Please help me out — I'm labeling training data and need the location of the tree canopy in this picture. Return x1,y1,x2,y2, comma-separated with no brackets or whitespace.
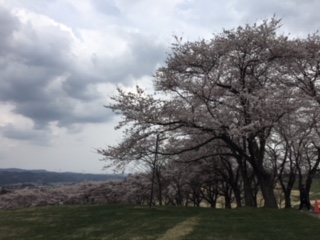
98,18,320,209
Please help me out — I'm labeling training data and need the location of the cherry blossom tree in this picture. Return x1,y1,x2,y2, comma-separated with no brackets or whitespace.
99,18,320,209
97,128,169,206
283,33,320,196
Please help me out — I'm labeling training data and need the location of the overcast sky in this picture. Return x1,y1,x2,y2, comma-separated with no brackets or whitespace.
0,0,319,174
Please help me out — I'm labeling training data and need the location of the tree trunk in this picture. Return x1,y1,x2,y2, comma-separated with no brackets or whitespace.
284,193,292,209
237,156,255,207
258,172,278,208
248,136,278,209
224,193,232,209
149,134,160,208
156,169,163,206
149,167,156,208
210,201,217,208
219,156,242,208
243,179,255,206
282,171,296,209
233,187,242,208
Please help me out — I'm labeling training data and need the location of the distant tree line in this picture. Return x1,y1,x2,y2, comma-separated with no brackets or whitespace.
0,169,125,187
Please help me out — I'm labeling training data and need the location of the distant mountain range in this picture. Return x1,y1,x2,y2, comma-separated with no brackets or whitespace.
0,168,125,187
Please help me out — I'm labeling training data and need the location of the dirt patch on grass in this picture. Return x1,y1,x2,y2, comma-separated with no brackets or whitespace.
156,217,199,240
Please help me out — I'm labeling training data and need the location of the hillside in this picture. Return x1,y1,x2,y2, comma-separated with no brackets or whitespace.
0,168,125,187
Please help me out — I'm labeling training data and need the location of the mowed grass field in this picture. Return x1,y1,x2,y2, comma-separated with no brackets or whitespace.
0,205,319,240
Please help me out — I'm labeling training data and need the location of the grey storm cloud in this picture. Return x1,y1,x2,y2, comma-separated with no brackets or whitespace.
0,7,167,143
0,7,19,50
0,124,52,145
168,0,320,38
89,33,167,84
230,0,320,35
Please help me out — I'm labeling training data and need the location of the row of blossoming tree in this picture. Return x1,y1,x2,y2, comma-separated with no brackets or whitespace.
0,169,244,209
98,18,320,209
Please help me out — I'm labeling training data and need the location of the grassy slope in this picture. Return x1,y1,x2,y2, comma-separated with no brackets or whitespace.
0,205,319,240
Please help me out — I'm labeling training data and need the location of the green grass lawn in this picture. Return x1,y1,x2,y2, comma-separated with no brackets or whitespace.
0,205,319,240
